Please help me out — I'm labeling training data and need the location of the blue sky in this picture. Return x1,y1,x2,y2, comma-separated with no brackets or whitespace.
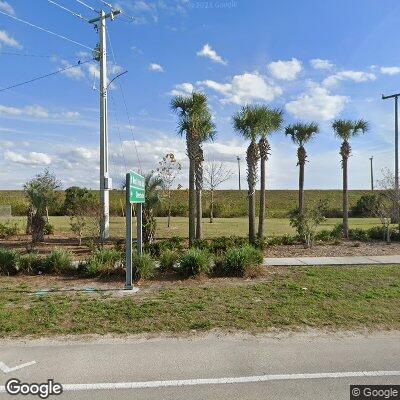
1,0,400,190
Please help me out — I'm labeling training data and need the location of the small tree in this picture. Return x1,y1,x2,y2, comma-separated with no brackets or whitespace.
204,162,232,223
156,153,182,228
65,187,98,245
24,169,61,243
289,201,326,248
143,172,164,245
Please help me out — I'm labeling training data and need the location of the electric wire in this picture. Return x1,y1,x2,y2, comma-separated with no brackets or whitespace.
73,0,98,12
97,0,113,8
0,10,93,50
106,29,142,172
47,0,89,21
0,60,91,93
0,51,56,58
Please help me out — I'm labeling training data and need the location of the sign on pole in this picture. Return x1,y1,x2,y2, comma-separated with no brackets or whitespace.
125,171,145,290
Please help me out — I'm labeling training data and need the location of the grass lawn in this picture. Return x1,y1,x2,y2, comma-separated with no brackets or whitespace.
0,265,399,337
2,216,383,239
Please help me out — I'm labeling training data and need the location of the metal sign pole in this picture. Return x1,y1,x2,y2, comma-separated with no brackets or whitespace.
137,203,143,256
124,173,133,290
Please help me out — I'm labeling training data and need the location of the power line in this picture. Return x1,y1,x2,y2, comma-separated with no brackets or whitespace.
0,60,91,93
0,10,94,50
0,51,55,58
47,0,89,21
96,0,112,8
73,0,98,12
106,29,142,172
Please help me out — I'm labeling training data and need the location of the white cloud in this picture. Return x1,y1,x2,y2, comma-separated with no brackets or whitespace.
310,59,334,70
25,105,49,119
4,150,52,166
0,30,22,49
148,63,164,73
323,70,376,87
285,85,348,121
61,60,86,80
380,66,400,76
0,1,15,15
197,44,227,65
199,73,282,105
0,104,81,120
169,82,194,96
268,58,302,81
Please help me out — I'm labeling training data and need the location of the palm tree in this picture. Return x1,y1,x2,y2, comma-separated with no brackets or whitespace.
171,92,215,246
332,119,369,238
257,107,283,239
142,171,163,245
233,105,264,244
285,122,319,214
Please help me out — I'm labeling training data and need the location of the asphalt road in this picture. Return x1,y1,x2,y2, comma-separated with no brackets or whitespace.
1,331,399,399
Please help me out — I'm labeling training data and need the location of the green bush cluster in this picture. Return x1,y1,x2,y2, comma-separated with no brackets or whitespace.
159,249,179,272
193,236,248,255
178,249,213,277
81,248,123,278
0,221,19,239
144,236,185,258
133,252,157,280
218,245,264,277
0,248,73,276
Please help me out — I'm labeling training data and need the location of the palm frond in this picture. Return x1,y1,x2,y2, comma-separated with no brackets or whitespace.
332,119,369,141
285,122,319,145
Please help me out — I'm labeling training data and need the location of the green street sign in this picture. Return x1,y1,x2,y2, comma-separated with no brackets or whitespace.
128,171,145,203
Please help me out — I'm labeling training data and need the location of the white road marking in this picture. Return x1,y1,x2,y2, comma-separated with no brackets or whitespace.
0,370,398,392
0,361,36,374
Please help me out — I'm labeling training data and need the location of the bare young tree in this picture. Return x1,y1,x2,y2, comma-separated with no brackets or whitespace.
375,168,400,242
204,162,232,223
156,153,182,228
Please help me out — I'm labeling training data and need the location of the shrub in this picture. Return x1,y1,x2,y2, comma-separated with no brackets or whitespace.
212,256,227,277
19,253,43,274
367,226,387,241
194,236,248,255
43,222,54,235
0,248,20,275
178,249,212,277
133,252,156,280
163,236,185,252
159,250,179,273
352,194,380,217
0,221,19,238
265,234,298,246
289,203,326,247
43,249,73,274
144,236,185,257
348,228,369,242
83,248,123,278
314,229,333,242
224,245,263,277
330,223,344,239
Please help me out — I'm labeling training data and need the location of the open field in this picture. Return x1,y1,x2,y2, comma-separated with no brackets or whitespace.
0,265,399,337
0,189,376,217
0,216,383,239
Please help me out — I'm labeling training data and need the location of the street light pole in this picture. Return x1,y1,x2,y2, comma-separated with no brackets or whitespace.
237,156,241,191
89,9,121,241
382,92,400,192
369,156,374,191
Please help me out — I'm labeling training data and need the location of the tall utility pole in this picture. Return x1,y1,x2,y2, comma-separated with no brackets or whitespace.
369,156,374,191
382,93,400,192
237,156,241,190
89,9,121,240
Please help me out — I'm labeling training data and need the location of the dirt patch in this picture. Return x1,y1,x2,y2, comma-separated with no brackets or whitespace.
265,241,400,257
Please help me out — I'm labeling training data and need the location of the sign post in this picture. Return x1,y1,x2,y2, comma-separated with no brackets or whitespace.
125,171,145,290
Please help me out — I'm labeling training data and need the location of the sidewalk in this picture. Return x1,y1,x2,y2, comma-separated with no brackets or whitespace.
264,255,400,266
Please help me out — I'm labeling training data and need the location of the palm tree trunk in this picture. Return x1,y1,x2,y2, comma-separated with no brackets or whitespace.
258,156,266,239
188,159,196,247
299,163,305,213
297,145,307,214
195,147,204,240
340,141,350,239
247,141,259,244
342,157,349,238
